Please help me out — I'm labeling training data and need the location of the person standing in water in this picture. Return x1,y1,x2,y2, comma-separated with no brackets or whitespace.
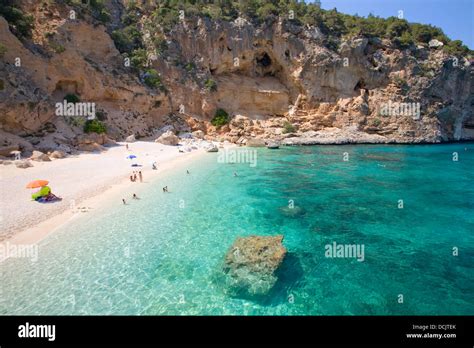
139,171,143,182
122,199,126,205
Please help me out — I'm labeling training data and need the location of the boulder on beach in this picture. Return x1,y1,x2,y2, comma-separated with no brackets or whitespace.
222,235,287,296
76,142,104,152
15,160,33,168
30,150,51,162
125,134,136,143
50,150,66,159
155,130,179,146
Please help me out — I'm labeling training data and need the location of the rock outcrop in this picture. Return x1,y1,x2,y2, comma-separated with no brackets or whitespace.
0,1,472,150
222,235,287,296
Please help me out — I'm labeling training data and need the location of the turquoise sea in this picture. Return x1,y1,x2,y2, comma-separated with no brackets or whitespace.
1,143,473,315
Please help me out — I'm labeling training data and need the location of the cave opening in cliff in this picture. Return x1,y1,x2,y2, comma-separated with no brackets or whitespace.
354,79,366,92
255,51,278,78
256,52,272,67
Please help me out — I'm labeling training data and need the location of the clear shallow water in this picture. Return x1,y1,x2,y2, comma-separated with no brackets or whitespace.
1,144,473,315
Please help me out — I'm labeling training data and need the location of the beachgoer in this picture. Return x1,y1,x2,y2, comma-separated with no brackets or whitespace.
152,162,157,170
162,187,166,193
233,172,238,177
186,170,190,174
130,175,134,182
122,199,126,205
139,171,143,182
126,144,129,150
133,173,137,182
133,194,139,199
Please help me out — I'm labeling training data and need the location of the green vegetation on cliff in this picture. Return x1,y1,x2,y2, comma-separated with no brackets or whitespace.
84,119,107,134
0,0,34,39
115,0,471,56
211,108,230,127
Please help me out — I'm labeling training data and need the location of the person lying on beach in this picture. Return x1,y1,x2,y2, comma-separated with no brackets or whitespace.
36,192,62,203
133,194,139,199
32,186,62,202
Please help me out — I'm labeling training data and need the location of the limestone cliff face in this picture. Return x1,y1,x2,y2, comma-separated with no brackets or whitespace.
0,0,473,155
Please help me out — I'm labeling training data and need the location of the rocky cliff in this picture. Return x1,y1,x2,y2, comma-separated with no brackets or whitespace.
0,0,473,156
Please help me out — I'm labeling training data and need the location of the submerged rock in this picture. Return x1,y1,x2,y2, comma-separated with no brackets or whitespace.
279,205,306,218
222,235,287,296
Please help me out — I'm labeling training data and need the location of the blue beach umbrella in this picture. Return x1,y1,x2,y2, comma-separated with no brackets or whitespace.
127,154,141,167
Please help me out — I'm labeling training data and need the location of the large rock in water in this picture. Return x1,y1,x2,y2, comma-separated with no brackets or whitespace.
222,235,286,296
155,130,179,146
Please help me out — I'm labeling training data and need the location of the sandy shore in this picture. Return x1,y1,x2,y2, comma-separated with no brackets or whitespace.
0,141,205,247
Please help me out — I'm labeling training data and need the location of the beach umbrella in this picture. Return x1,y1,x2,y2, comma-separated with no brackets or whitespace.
126,155,137,159
26,180,49,189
